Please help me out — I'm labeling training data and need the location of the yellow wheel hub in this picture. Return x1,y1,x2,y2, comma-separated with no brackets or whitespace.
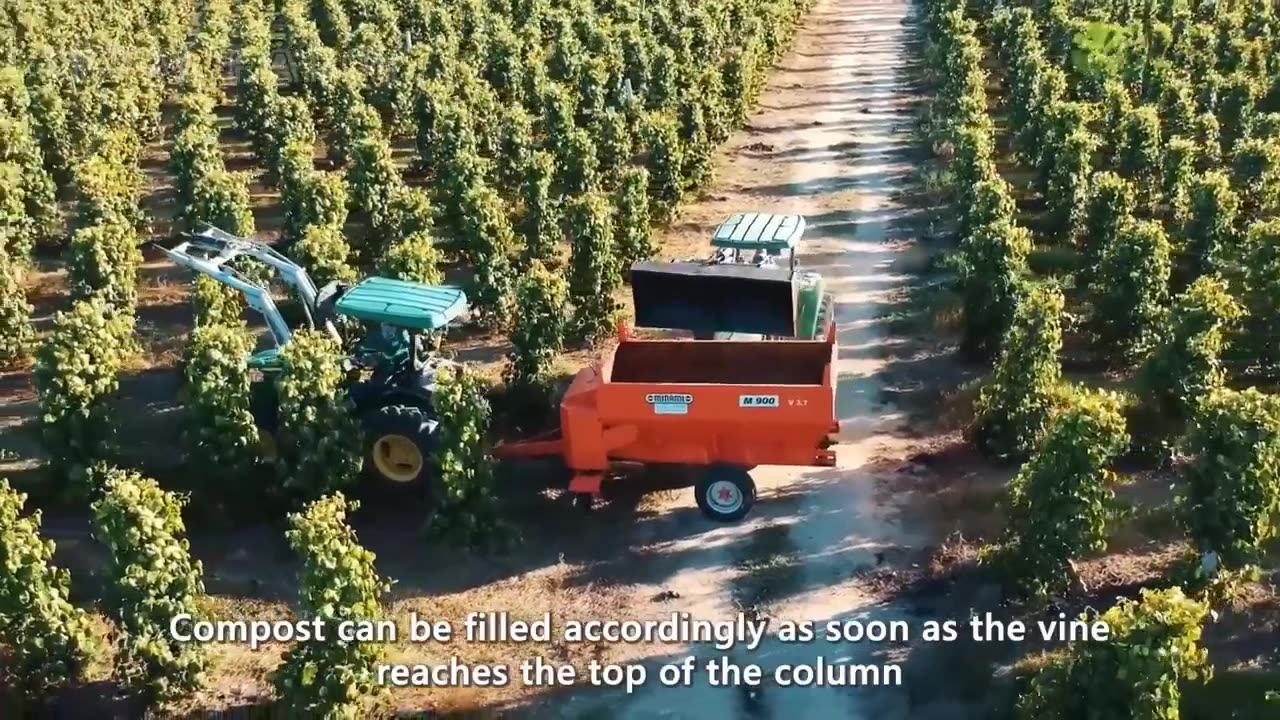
258,428,278,462
371,434,424,483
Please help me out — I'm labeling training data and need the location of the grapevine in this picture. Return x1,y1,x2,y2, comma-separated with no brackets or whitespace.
956,218,1032,362
1139,275,1242,424
1237,219,1280,374
429,367,514,550
614,166,654,268
1178,387,1280,570
566,191,622,343
192,273,244,328
33,299,133,489
517,150,562,265
182,324,262,496
1080,172,1136,287
271,493,391,719
275,330,363,502
993,389,1129,599
0,246,32,366
504,260,569,413
1018,587,1210,720
91,468,207,707
65,222,142,315
1181,171,1239,282
971,283,1065,460
1089,219,1171,366
0,480,98,698
375,231,444,285
291,223,358,288
457,183,517,330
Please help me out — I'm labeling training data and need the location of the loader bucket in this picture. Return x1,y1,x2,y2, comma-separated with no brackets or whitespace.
629,261,798,337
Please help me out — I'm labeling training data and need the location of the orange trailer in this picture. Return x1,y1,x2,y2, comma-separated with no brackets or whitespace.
492,321,840,522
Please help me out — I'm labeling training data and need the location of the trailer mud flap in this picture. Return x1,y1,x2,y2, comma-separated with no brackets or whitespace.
630,261,798,337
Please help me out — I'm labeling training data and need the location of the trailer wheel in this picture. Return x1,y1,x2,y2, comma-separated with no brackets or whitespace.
695,465,756,522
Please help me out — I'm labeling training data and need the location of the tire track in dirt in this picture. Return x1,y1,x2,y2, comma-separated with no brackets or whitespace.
534,0,933,718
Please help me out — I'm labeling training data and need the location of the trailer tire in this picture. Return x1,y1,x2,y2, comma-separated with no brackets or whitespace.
695,465,756,522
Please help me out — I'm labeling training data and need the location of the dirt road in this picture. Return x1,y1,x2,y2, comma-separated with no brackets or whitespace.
531,0,930,716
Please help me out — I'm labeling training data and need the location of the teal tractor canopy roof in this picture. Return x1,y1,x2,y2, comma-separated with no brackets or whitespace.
333,277,468,330
710,212,806,252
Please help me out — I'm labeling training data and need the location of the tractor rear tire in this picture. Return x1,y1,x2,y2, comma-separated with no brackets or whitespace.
362,405,435,493
694,465,756,523
249,383,282,465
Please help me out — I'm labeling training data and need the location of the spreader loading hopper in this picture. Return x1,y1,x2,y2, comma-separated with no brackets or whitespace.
629,261,800,337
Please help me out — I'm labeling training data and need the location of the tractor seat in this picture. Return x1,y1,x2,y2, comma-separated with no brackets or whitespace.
314,281,350,326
